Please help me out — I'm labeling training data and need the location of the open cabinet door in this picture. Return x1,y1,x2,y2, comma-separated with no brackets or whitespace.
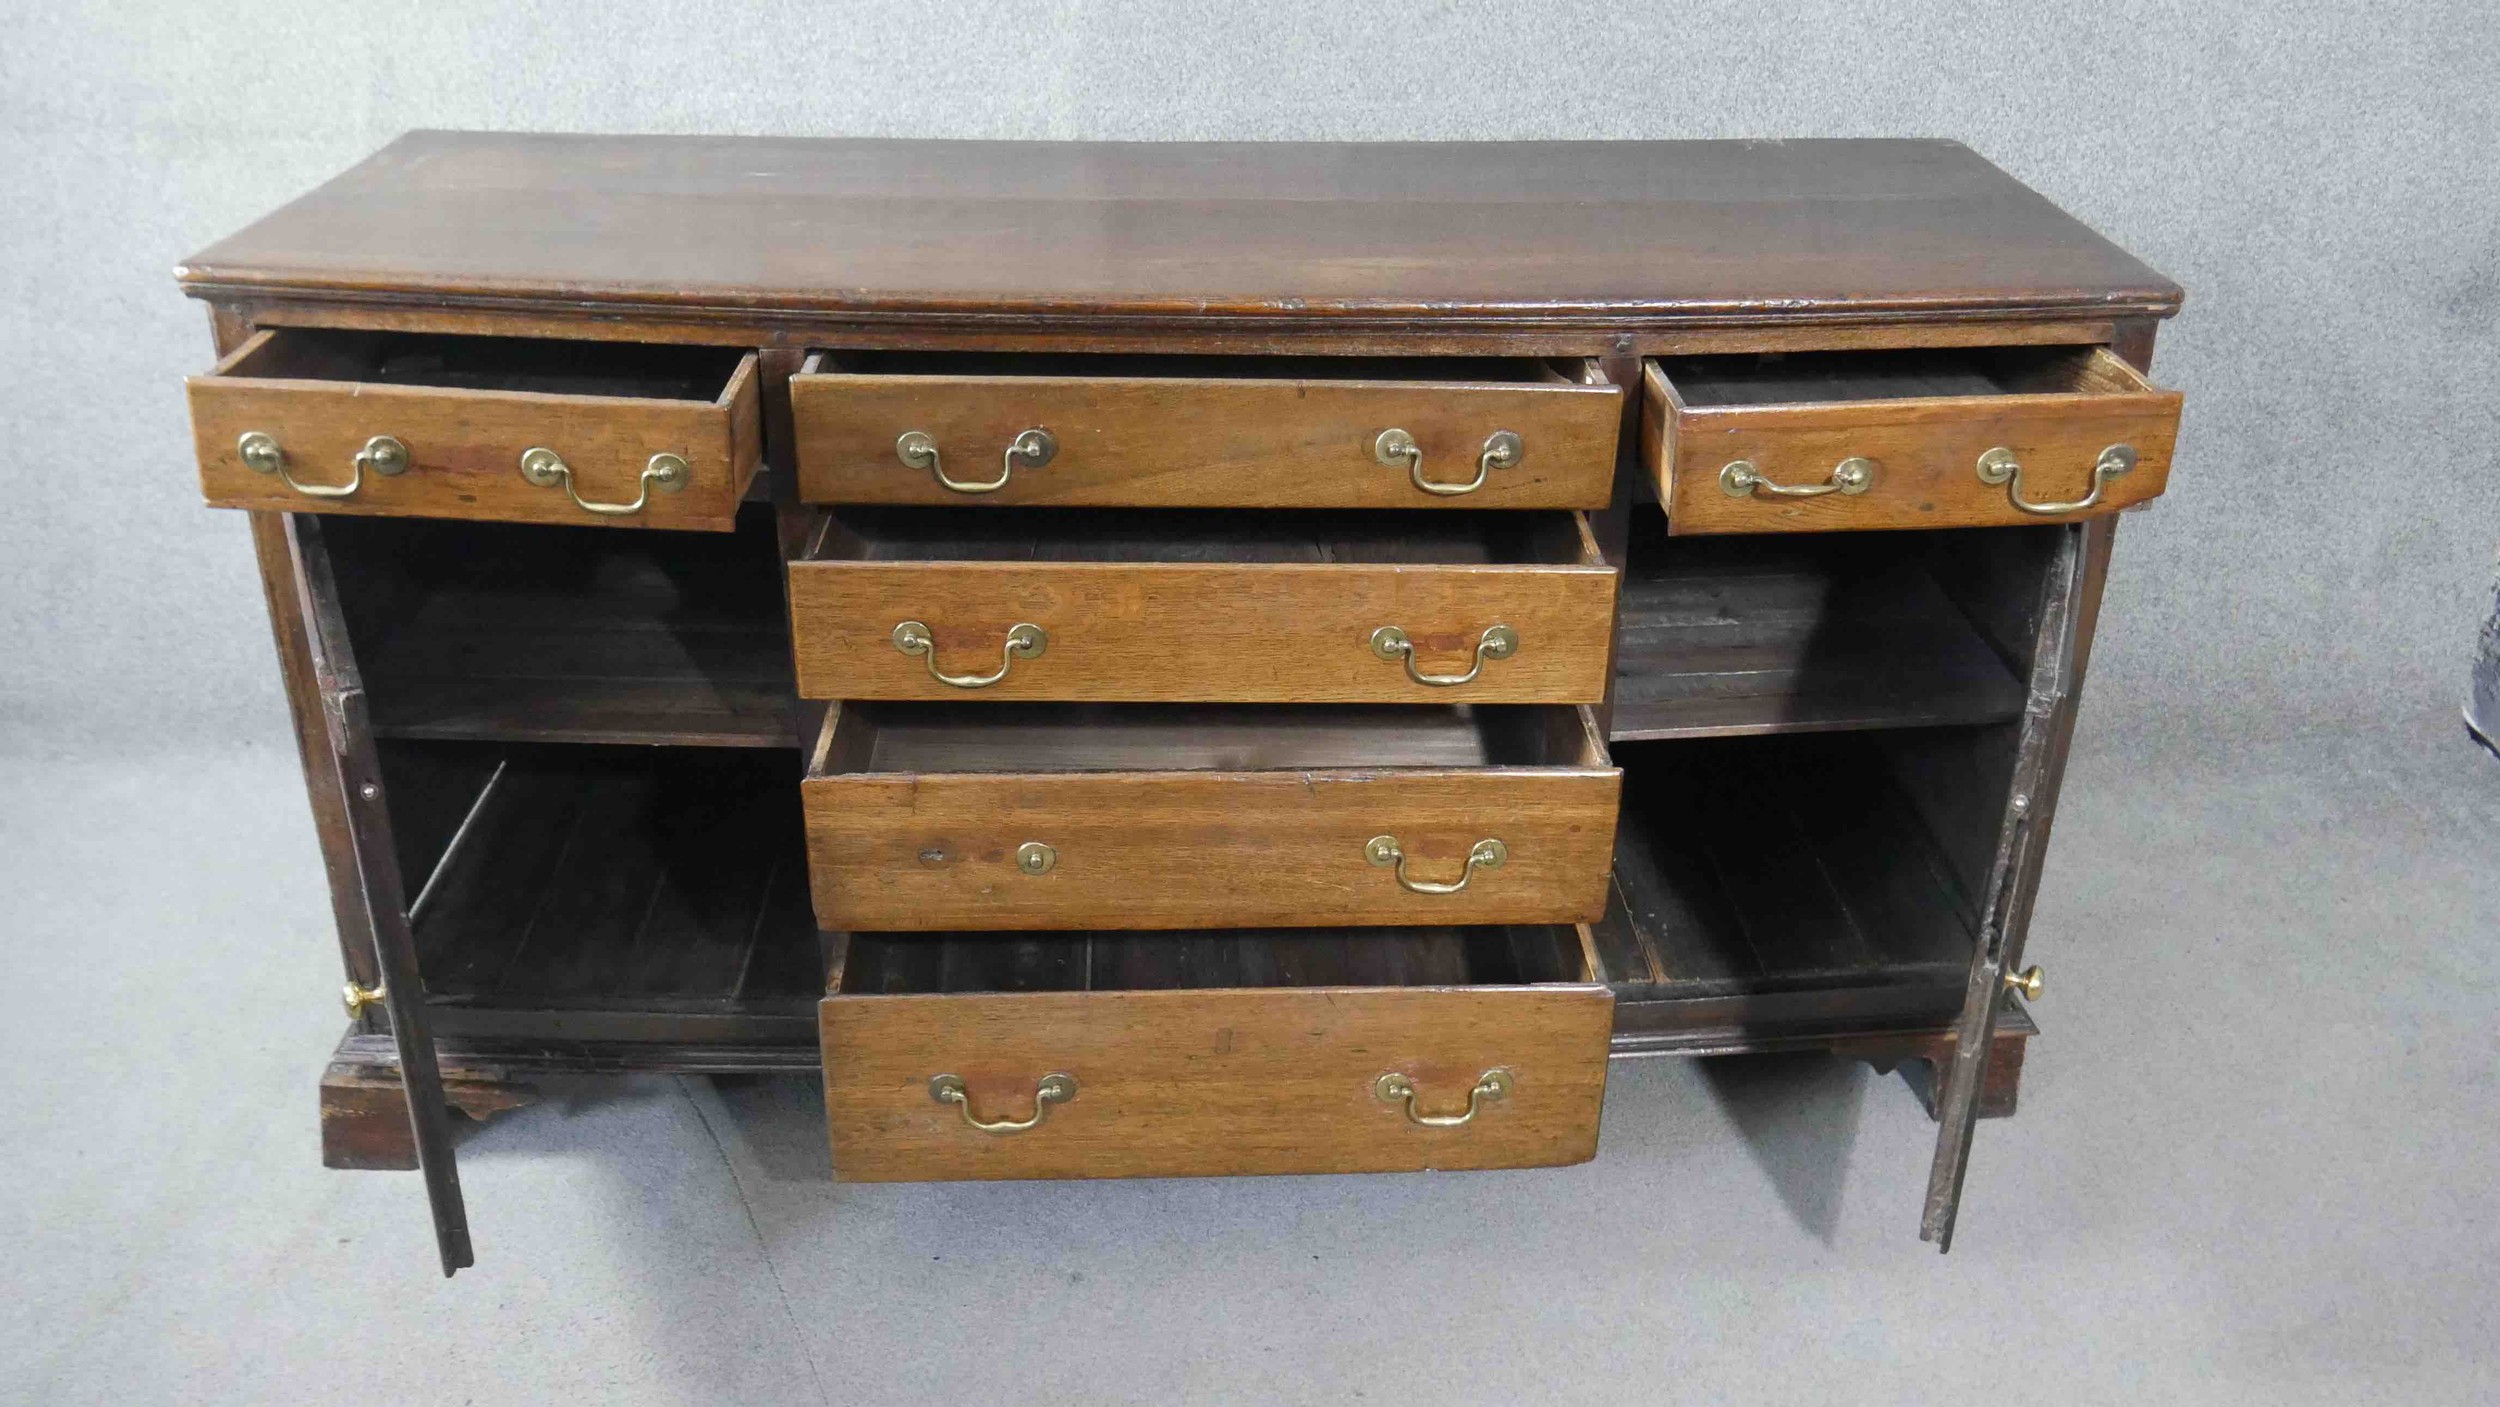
287,514,475,1276
1918,523,2088,1252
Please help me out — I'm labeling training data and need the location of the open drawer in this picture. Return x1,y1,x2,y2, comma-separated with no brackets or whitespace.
188,329,762,529
788,508,1618,703
820,925,1614,1180
1643,345,2181,533
802,701,1620,931
790,351,1622,508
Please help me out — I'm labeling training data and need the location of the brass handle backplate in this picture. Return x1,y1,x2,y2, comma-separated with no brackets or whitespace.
1720,456,1875,500
519,447,689,516
239,431,407,499
2003,965,2044,1001
341,981,387,1018
930,1072,1076,1133
1366,835,1506,895
892,620,1047,688
1976,444,2136,515
1370,624,1517,687
1375,1069,1512,1127
1375,428,1522,497
898,428,1056,494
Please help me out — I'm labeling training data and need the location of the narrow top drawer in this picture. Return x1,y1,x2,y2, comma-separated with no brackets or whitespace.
1644,345,2182,534
791,352,1622,509
188,330,762,530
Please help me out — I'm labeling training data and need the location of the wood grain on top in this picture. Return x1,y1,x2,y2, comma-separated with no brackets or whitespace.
176,132,2181,328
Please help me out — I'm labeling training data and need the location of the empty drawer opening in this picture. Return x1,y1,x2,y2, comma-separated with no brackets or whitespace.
220,328,749,401
1652,344,2139,408
810,506,1595,567
1594,725,2019,1031
834,925,1593,995
319,503,798,748
812,701,1603,775
811,349,1590,386
373,740,824,1039
1612,514,2059,740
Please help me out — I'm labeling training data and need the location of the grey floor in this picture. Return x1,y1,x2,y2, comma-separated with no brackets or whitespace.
4,707,2493,1406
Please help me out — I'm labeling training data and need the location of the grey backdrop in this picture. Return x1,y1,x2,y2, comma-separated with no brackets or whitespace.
6,4,2499,1405
4,0,2495,752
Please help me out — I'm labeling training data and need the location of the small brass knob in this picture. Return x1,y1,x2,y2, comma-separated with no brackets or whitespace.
342,981,386,1018
2003,965,2043,1001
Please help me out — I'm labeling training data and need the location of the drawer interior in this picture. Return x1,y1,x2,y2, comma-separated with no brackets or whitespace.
322,502,798,748
833,924,1593,995
1594,724,2016,1035
1611,516,2058,740
374,740,824,1041
811,349,1593,386
812,701,1604,776
1652,344,2144,408
809,505,1596,566
219,327,749,402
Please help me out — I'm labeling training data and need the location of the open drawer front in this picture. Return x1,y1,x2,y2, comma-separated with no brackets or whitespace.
820,925,1614,1180
1643,345,2181,533
791,351,1622,508
788,508,1618,703
803,701,1620,930
189,329,762,528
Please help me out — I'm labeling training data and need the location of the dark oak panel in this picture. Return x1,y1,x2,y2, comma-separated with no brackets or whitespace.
327,505,799,748
1610,515,2033,740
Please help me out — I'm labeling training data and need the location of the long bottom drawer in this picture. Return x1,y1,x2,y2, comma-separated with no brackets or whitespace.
820,926,1613,1181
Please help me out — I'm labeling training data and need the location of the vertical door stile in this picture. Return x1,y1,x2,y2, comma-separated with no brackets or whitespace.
287,514,475,1276
1918,523,2088,1251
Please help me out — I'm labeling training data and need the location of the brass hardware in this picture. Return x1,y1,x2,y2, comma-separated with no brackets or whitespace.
238,431,407,499
1366,834,1506,895
1016,841,1057,875
341,981,386,1018
519,448,689,516
891,620,1048,688
1719,456,1875,499
1975,444,2136,515
929,1072,1075,1133
897,428,1056,494
1369,624,1517,688
1374,1068,1512,1127
2003,965,2044,1001
1374,428,1522,496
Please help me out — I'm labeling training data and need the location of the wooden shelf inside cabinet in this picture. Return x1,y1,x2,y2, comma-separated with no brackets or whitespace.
387,742,824,1043
1609,514,2029,741
326,505,801,749
1590,732,1984,1043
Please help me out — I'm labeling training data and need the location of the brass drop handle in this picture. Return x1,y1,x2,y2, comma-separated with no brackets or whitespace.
1720,456,1875,499
1375,428,1522,497
897,428,1056,494
1976,444,2136,515
341,981,386,1018
1366,835,1506,895
1370,624,1518,687
929,1072,1075,1133
238,431,408,499
1375,1069,1512,1127
2004,965,2044,1001
519,447,689,516
892,620,1047,688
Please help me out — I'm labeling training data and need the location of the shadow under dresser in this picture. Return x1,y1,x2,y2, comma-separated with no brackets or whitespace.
176,131,2183,1274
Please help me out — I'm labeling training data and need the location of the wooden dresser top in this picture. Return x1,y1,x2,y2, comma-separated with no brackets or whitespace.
177,131,2180,331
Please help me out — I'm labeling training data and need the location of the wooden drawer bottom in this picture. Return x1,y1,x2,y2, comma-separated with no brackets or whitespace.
820,926,1613,1181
